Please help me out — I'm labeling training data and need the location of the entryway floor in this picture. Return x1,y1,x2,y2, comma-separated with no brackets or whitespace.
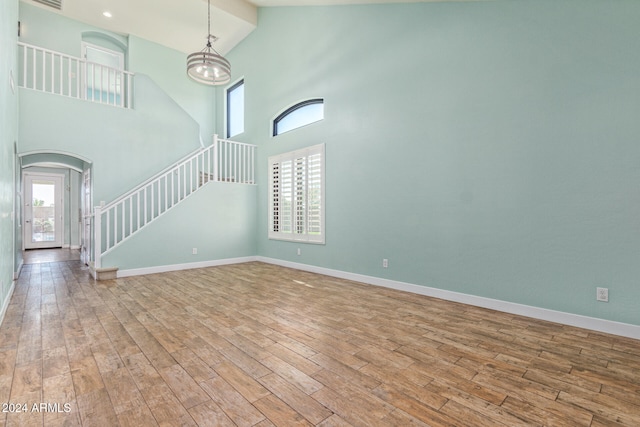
23,248,81,264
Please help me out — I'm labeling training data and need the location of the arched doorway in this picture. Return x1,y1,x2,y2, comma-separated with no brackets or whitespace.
19,151,93,265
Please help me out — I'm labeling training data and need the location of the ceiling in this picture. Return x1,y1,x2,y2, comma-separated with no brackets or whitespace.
20,0,465,55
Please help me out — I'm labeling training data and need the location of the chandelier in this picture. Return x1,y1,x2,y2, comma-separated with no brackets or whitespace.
186,0,231,85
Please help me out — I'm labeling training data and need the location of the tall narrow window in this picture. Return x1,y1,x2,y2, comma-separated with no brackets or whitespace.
273,99,324,136
226,79,244,138
269,144,325,244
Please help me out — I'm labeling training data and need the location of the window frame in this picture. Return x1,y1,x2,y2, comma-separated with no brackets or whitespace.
81,42,125,70
272,98,324,137
226,78,245,139
268,143,325,244
81,42,126,104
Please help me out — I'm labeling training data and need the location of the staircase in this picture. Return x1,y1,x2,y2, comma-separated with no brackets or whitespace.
92,135,256,277
16,42,253,278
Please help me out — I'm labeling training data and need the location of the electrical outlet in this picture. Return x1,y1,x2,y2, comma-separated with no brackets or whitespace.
297,248,301,256
382,259,388,268
596,287,609,302
192,248,198,255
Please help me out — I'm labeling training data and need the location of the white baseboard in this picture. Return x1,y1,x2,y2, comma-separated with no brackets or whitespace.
117,256,259,278
14,260,23,281
0,280,16,327
256,257,640,341
113,255,640,340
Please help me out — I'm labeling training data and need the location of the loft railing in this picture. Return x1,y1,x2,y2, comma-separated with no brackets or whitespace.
18,42,134,108
93,136,256,268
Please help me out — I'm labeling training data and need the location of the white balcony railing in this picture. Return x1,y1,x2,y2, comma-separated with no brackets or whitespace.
94,136,256,268
18,42,134,108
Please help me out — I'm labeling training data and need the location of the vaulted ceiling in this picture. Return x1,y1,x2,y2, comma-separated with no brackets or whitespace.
20,0,470,55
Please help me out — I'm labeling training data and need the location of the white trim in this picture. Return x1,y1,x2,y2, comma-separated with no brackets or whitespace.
18,150,93,164
23,171,66,249
268,143,325,244
116,256,259,278
22,162,84,173
13,140,17,285
108,255,640,340
256,257,640,341
0,280,16,327
14,260,23,281
81,42,124,69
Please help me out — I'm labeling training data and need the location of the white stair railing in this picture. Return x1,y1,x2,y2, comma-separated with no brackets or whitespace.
18,42,134,108
94,136,256,268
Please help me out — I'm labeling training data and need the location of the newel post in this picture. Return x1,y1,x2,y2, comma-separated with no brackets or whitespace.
94,205,102,269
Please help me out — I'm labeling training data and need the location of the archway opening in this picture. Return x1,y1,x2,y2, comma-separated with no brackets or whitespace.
19,151,93,265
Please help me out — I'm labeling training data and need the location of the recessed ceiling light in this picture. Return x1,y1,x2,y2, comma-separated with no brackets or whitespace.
102,11,112,18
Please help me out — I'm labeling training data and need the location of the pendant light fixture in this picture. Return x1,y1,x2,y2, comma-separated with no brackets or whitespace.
187,0,231,85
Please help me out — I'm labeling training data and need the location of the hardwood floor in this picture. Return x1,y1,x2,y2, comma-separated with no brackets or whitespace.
1,260,639,426
22,248,81,265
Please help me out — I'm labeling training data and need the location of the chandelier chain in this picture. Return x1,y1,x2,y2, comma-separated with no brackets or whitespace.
207,0,211,47
186,0,231,85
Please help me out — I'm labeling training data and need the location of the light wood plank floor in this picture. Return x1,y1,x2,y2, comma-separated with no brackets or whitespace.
22,249,80,265
1,260,639,426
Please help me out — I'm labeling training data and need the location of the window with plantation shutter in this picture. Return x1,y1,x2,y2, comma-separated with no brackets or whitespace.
268,144,325,244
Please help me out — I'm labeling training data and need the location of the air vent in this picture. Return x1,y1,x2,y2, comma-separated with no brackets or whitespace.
33,0,62,10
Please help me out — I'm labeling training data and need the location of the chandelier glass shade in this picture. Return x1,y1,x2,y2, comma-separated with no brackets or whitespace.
187,0,231,86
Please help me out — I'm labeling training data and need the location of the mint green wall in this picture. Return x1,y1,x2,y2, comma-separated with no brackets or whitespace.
18,3,127,57
19,75,201,204
1,0,19,310
128,36,217,143
103,183,256,270
223,1,640,325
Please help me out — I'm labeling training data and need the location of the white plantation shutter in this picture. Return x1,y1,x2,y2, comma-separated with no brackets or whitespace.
271,161,280,233
307,153,322,236
280,160,292,233
268,144,325,243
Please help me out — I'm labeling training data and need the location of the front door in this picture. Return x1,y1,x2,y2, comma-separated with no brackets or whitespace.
24,172,64,249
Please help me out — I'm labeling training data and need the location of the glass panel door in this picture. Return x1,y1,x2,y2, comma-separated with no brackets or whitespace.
24,172,64,249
